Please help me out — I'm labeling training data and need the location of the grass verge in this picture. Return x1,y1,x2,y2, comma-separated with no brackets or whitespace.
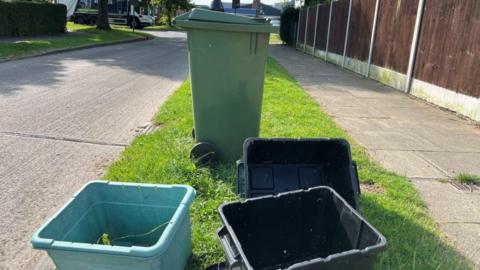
0,22,150,60
269,33,282,44
143,24,183,31
105,58,473,270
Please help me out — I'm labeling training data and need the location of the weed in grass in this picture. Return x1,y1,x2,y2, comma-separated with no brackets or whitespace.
438,178,449,184
454,173,480,185
105,58,474,269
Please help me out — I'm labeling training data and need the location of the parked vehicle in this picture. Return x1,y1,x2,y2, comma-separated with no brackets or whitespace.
58,0,155,28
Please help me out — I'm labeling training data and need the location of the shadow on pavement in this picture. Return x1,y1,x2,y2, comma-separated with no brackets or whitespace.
0,32,187,96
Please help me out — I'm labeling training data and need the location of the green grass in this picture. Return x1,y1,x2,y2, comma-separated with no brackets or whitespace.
0,22,150,60
105,58,474,270
269,33,282,44
455,173,480,185
143,24,183,31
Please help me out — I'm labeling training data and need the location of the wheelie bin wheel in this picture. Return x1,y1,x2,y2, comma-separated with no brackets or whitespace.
190,142,216,165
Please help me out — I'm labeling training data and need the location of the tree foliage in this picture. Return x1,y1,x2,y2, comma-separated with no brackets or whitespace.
154,0,193,26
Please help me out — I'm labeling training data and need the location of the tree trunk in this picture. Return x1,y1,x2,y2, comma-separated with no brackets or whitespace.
167,10,172,26
253,0,260,17
97,0,111,30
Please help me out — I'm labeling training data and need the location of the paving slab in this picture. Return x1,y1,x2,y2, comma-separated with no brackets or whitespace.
412,179,480,223
350,130,443,152
360,96,430,108
270,44,480,267
419,152,480,176
375,106,463,123
334,117,393,133
371,150,448,179
327,105,384,119
413,179,480,267
425,133,480,153
441,223,480,267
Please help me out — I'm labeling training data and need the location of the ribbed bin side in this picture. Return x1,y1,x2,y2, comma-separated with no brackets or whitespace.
219,187,386,270
187,28,269,161
174,9,276,162
47,249,156,270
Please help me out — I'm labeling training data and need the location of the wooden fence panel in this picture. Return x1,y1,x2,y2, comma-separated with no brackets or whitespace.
306,6,317,46
298,8,307,44
414,0,480,97
372,0,418,73
314,4,330,51
346,0,376,61
329,0,349,55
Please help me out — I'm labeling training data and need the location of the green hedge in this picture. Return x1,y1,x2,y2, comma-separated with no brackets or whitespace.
0,1,66,37
280,6,299,45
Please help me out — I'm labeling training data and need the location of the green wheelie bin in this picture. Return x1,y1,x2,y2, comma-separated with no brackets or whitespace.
174,9,277,163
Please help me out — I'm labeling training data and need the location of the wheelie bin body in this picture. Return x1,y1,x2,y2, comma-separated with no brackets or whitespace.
174,9,277,162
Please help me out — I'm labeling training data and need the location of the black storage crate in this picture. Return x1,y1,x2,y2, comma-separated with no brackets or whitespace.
237,138,360,209
218,186,386,270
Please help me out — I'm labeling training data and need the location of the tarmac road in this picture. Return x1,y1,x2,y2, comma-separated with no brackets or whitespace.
0,31,188,270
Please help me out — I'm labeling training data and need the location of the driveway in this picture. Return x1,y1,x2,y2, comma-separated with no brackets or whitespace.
0,31,188,270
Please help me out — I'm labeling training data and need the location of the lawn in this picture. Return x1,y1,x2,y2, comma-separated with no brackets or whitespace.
105,58,473,270
0,22,150,60
269,33,282,44
143,24,183,31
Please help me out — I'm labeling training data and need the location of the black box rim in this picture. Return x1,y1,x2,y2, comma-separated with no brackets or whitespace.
218,186,387,270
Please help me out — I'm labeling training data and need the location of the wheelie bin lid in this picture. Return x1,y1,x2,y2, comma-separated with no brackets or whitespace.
173,8,278,33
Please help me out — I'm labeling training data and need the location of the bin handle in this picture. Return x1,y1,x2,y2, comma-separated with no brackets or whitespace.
250,33,258,55
236,160,245,197
352,161,360,196
218,226,241,268
351,161,361,210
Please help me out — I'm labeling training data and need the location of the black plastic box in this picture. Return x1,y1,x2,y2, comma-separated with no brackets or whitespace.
237,138,360,210
218,186,386,270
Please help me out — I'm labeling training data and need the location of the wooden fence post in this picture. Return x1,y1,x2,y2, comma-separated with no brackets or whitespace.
296,8,302,48
405,0,425,93
366,0,380,77
325,1,333,61
304,6,310,52
312,4,320,56
342,0,353,68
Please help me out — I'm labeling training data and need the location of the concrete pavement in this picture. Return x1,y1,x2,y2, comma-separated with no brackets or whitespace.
0,31,188,270
270,44,480,267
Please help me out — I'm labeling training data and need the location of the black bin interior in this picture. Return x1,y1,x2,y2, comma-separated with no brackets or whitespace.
221,187,385,270
240,138,360,209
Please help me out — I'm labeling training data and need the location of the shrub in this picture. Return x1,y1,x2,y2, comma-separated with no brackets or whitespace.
159,15,170,25
0,1,66,37
279,6,298,45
